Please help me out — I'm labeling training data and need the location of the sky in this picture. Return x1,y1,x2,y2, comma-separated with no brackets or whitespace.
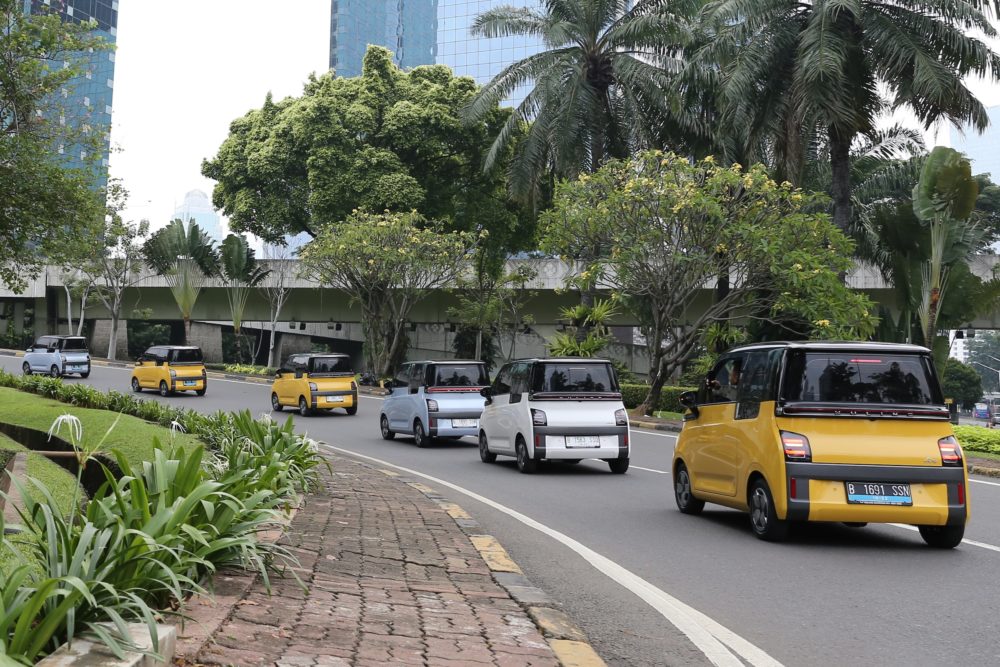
108,0,330,232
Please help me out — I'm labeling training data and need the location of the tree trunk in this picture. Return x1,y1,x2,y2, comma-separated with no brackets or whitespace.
183,317,191,345
829,127,853,235
64,285,73,334
637,356,669,416
714,252,730,353
267,320,277,369
107,315,119,360
475,329,483,362
76,287,89,336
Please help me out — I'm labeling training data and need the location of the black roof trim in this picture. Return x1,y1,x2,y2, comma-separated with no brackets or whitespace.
727,341,931,354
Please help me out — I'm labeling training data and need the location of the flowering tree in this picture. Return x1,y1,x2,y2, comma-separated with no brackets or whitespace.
542,151,876,414
300,211,477,377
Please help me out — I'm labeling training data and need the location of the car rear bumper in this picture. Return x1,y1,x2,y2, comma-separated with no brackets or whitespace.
532,425,629,460
312,390,357,409
784,462,967,526
172,378,206,392
428,410,481,437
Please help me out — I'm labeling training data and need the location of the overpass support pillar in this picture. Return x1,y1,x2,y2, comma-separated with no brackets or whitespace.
90,319,129,360
189,322,224,363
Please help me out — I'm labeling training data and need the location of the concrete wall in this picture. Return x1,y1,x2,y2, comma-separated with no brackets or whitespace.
188,322,224,363
89,319,129,360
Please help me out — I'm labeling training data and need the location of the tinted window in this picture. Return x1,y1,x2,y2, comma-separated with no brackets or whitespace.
36,337,55,350
393,364,411,388
736,349,782,419
170,348,203,364
432,364,488,387
703,355,745,404
782,351,942,405
310,356,353,375
61,338,87,351
409,364,426,389
493,364,512,395
530,363,617,393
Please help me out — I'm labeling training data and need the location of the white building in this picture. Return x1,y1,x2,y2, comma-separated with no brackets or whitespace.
173,190,225,246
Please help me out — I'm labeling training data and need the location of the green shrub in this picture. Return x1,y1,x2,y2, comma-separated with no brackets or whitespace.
621,384,697,412
953,425,1000,454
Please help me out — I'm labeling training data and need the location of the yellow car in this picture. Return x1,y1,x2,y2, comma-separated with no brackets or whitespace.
271,353,358,416
673,342,968,548
131,345,207,396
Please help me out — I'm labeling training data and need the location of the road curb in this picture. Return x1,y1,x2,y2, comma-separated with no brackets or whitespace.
630,419,682,433
970,464,1000,478
386,468,607,667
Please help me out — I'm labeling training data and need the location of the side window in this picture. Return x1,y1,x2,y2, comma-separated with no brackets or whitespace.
408,363,425,392
493,364,512,396
393,364,411,388
735,349,782,419
509,363,529,403
281,355,295,373
703,354,745,404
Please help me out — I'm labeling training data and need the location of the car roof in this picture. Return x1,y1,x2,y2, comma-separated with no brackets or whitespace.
298,353,349,358
509,357,613,364
42,335,85,340
407,359,484,364
153,345,201,350
727,341,931,354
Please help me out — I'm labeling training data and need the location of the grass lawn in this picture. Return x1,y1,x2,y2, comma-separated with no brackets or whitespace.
0,387,200,468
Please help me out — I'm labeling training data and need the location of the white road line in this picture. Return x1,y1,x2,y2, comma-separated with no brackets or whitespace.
631,429,678,440
889,524,1000,553
970,478,1000,487
632,465,670,475
321,442,782,667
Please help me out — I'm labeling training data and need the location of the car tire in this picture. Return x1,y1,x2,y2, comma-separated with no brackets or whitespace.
748,477,789,542
380,414,395,440
479,432,496,463
345,405,358,416
22,362,31,376
272,393,283,412
413,420,429,448
515,436,537,474
195,388,206,397
843,522,868,528
49,365,60,378
159,381,171,397
299,397,312,417
918,524,965,549
608,457,629,474
131,377,141,393
80,371,90,379
674,462,705,515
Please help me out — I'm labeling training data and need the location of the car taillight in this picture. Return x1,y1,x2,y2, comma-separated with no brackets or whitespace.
781,431,811,462
614,408,627,426
426,399,439,412
531,409,547,426
938,435,963,466
309,382,318,391
351,380,357,390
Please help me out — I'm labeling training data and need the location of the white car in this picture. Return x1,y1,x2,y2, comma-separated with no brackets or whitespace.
23,335,91,378
478,358,630,474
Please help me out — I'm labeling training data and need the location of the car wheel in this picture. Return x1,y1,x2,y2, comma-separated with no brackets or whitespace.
918,524,965,549
380,414,395,440
159,380,171,397
608,457,629,474
413,420,429,448
479,432,496,463
80,371,90,379
49,365,60,378
195,388,206,397
345,405,358,416
748,477,789,542
21,362,31,376
272,393,283,412
299,397,312,417
674,462,705,515
131,377,141,393
515,436,537,474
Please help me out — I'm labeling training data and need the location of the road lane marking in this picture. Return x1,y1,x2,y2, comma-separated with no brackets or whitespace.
889,524,1000,553
321,443,782,667
632,465,670,475
970,478,1000,487
631,429,678,440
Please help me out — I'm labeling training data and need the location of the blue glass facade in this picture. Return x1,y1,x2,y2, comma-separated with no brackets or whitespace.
330,0,438,77
24,0,118,191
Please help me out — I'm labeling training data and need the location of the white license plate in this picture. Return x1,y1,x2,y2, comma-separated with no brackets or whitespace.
452,419,477,428
565,436,601,448
183,380,197,386
68,365,84,370
325,395,344,403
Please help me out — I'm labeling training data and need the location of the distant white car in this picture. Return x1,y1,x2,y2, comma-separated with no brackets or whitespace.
23,335,91,378
478,358,630,474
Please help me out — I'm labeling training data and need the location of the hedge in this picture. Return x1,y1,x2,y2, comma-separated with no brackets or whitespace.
952,425,1000,455
621,384,697,412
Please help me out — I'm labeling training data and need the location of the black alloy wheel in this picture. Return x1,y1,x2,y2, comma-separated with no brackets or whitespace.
748,477,789,542
49,365,60,378
131,377,141,393
380,414,395,440
159,381,171,397
22,362,31,376
479,432,496,462
674,462,705,515
272,393,283,412
515,436,537,474
413,420,429,448
299,397,312,417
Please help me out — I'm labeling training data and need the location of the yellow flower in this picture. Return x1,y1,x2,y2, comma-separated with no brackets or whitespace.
793,263,803,271
715,243,728,254
815,319,831,327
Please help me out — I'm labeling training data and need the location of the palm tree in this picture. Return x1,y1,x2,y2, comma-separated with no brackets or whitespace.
143,219,218,344
219,234,269,362
463,0,692,201
700,0,1000,233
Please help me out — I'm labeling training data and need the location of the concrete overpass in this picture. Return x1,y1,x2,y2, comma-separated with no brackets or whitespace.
1,257,997,371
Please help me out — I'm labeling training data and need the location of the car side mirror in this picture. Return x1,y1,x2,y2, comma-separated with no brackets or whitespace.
275,370,283,378
480,386,493,398
679,390,699,418
409,386,419,395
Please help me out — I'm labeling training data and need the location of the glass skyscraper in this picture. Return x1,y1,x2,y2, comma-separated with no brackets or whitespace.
23,0,118,191
330,0,439,77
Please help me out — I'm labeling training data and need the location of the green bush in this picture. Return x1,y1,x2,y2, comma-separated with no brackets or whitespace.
621,384,697,412
953,425,1000,454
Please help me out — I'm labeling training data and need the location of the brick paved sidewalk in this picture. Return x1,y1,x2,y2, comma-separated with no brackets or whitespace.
187,455,562,667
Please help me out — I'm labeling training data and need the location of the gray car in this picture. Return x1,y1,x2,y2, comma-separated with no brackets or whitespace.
23,335,91,378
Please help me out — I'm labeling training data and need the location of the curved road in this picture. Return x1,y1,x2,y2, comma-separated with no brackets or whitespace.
6,358,999,666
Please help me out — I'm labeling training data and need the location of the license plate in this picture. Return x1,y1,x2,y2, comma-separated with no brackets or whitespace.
69,365,83,370
452,419,477,428
184,380,197,386
566,436,601,448
845,482,912,506
325,395,344,403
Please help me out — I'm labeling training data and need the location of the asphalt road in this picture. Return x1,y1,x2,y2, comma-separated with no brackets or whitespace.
6,358,1000,666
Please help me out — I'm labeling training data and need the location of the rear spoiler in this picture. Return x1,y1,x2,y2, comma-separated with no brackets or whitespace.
530,392,623,401
426,386,486,393
777,402,950,420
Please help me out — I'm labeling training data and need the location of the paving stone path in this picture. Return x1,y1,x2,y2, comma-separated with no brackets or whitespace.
192,456,561,667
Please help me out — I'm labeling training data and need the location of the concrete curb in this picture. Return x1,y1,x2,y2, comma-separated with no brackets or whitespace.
629,419,682,433
37,624,176,666
386,469,607,667
970,464,1000,478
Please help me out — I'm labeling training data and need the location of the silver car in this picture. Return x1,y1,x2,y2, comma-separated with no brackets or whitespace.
23,335,91,378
